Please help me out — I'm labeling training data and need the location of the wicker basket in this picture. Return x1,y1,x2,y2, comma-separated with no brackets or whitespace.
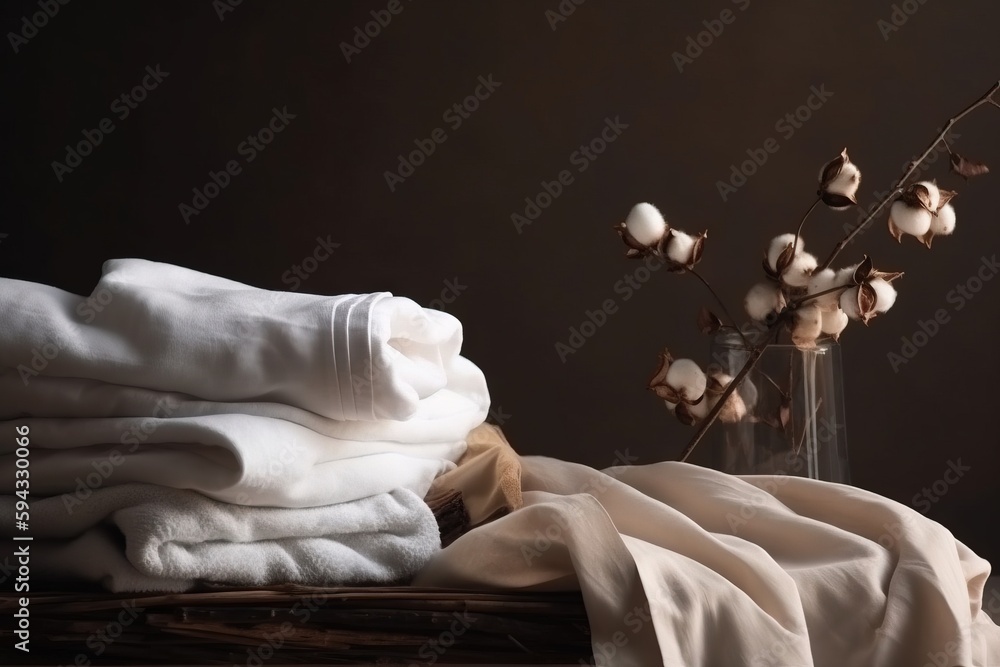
0,585,593,665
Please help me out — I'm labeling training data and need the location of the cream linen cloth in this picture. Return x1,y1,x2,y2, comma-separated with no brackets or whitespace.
417,457,1000,667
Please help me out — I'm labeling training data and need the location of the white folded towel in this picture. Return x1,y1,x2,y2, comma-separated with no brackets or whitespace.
0,413,464,507
0,370,485,446
0,258,490,423
0,484,439,592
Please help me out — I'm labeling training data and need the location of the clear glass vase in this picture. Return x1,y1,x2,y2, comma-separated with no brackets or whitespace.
708,330,850,483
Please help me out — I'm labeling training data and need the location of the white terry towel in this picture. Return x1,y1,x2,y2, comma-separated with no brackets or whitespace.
0,484,439,592
416,457,1000,667
0,413,465,508
0,258,490,423
0,369,485,447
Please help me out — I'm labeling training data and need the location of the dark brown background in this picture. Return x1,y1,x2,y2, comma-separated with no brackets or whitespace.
3,2,999,562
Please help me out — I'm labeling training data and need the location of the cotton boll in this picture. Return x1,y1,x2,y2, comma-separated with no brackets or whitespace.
625,203,667,246
931,203,957,236
744,282,785,321
717,391,748,423
821,308,849,338
889,200,932,237
869,278,897,313
807,268,842,311
664,400,677,413
818,149,861,209
704,372,747,423
665,358,707,402
916,181,941,211
834,264,860,287
709,371,735,390
791,304,823,349
666,230,695,266
839,287,861,320
767,233,803,272
827,161,860,194
687,395,715,420
825,160,861,202
781,252,818,288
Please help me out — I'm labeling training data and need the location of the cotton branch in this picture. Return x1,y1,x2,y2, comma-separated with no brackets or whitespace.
818,80,1000,271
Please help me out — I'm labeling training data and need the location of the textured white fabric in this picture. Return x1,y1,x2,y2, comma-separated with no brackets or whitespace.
0,258,490,507
0,484,439,592
0,370,485,446
0,258,490,423
416,457,1000,667
0,414,462,507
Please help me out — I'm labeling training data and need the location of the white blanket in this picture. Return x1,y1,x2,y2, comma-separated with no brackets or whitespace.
0,484,439,593
0,258,489,423
416,457,1000,667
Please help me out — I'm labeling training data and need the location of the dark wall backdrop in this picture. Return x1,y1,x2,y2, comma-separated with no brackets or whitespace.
3,2,999,561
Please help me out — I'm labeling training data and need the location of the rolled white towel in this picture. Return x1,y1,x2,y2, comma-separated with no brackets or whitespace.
0,258,490,422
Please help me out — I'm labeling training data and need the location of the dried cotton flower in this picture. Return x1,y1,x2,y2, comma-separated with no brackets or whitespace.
839,287,863,321
915,180,941,212
706,371,748,423
687,395,713,421
868,278,897,313
717,390,748,424
837,256,903,324
887,181,954,244
888,199,932,241
839,282,895,324
766,233,804,274
745,282,786,321
624,202,667,247
674,371,749,425
821,308,849,339
806,268,842,311
818,148,861,209
665,358,707,403
666,230,696,266
648,350,707,405
781,252,818,288
791,304,823,349
834,263,860,286
922,202,957,248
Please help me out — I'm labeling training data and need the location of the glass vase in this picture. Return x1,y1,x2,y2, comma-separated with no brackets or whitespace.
708,330,850,483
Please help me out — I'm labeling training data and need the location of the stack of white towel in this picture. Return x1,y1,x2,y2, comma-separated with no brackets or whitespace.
0,259,490,591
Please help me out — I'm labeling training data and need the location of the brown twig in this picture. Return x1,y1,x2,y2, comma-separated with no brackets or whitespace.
685,267,751,348
790,196,822,258
817,80,1000,271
